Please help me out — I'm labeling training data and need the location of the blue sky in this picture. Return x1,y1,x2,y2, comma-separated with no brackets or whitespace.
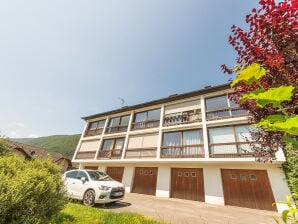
0,0,260,138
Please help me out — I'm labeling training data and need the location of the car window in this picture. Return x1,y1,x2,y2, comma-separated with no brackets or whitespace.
65,171,78,179
76,171,89,181
87,171,113,181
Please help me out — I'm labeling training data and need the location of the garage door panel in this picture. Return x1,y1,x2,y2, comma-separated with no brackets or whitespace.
221,169,276,211
171,168,204,202
106,167,124,182
132,167,157,195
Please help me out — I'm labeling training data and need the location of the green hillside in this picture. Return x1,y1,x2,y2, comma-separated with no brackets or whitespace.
13,134,81,159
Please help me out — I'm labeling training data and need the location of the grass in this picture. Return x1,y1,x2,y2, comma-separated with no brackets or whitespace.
50,203,167,224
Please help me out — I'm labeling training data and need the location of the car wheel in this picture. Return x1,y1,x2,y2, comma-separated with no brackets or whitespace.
83,189,95,206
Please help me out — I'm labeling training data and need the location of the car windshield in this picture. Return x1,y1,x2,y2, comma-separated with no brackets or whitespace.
87,171,113,181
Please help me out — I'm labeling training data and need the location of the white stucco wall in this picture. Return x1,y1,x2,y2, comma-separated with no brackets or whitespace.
267,167,292,212
122,166,134,193
156,166,170,197
203,167,225,205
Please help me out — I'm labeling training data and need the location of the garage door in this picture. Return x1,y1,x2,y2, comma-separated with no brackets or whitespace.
221,169,276,211
171,168,205,201
106,167,124,182
132,167,158,195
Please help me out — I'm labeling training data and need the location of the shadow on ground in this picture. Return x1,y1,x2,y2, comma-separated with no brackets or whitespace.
95,201,131,210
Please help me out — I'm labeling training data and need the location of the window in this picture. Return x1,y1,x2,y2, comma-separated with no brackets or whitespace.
250,174,257,180
205,95,246,120
84,119,106,136
191,172,196,177
76,171,89,181
132,109,161,129
184,172,189,177
208,125,254,156
240,174,247,180
106,115,130,133
178,172,182,177
231,174,237,179
65,171,78,179
99,138,125,159
161,130,204,158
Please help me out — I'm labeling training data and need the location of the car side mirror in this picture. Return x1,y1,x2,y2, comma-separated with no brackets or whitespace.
81,177,86,183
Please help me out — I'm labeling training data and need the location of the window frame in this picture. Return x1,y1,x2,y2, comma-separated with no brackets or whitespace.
132,108,161,130
105,115,130,133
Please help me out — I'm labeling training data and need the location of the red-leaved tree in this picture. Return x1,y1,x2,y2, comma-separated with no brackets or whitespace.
221,0,298,161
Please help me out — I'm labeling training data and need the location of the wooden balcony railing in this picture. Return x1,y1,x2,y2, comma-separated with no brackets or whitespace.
209,142,254,158
97,149,122,159
160,145,205,158
105,125,128,134
164,111,201,126
206,107,248,121
125,147,157,159
131,120,160,130
75,151,96,159
84,128,103,137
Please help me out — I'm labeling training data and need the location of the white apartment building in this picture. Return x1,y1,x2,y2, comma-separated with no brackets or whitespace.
72,83,291,212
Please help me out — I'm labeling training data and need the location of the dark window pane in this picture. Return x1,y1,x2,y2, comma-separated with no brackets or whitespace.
115,138,124,149
109,117,120,127
183,130,202,145
120,116,130,125
206,95,228,111
148,109,160,120
102,139,113,150
163,132,181,146
89,122,98,130
97,120,106,128
135,112,147,122
66,171,78,179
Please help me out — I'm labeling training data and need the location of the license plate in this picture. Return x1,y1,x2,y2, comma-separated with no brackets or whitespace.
113,192,123,196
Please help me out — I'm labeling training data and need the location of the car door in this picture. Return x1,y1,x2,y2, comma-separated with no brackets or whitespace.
72,170,91,198
64,170,78,197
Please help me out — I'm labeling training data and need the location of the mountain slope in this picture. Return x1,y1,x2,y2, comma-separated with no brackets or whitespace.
13,134,81,159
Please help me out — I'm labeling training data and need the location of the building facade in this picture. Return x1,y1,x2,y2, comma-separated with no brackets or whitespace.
72,83,291,212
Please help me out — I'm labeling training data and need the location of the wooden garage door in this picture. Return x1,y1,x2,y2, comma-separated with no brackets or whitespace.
171,168,205,201
221,169,276,211
132,167,158,195
106,167,124,182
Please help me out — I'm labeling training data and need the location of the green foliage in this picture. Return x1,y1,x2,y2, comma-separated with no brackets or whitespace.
255,115,298,136
0,155,67,224
50,203,167,224
283,142,298,207
273,194,298,224
241,86,294,109
0,138,12,156
13,134,81,159
231,63,266,87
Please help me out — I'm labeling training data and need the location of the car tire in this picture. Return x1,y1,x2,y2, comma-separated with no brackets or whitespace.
83,189,95,206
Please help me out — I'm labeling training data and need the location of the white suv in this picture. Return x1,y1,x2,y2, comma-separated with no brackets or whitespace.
63,169,125,206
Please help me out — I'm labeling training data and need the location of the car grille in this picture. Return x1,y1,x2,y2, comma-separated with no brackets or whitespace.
110,187,125,199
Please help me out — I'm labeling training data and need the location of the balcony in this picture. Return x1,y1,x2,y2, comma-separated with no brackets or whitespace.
209,142,254,158
84,129,103,137
97,149,122,159
206,107,248,121
131,120,160,130
164,110,201,126
160,145,204,158
105,125,128,134
125,147,157,159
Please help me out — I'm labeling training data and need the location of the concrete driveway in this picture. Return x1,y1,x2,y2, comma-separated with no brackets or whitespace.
95,193,280,224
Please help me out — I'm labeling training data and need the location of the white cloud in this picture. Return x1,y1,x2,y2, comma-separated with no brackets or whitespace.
15,122,25,128
27,134,39,138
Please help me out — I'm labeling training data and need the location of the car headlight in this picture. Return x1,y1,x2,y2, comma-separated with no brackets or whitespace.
99,185,111,191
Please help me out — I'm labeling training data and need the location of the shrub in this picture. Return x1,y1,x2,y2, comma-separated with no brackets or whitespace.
283,142,298,207
0,155,67,224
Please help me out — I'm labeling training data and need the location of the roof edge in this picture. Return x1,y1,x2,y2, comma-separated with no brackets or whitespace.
82,82,231,121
